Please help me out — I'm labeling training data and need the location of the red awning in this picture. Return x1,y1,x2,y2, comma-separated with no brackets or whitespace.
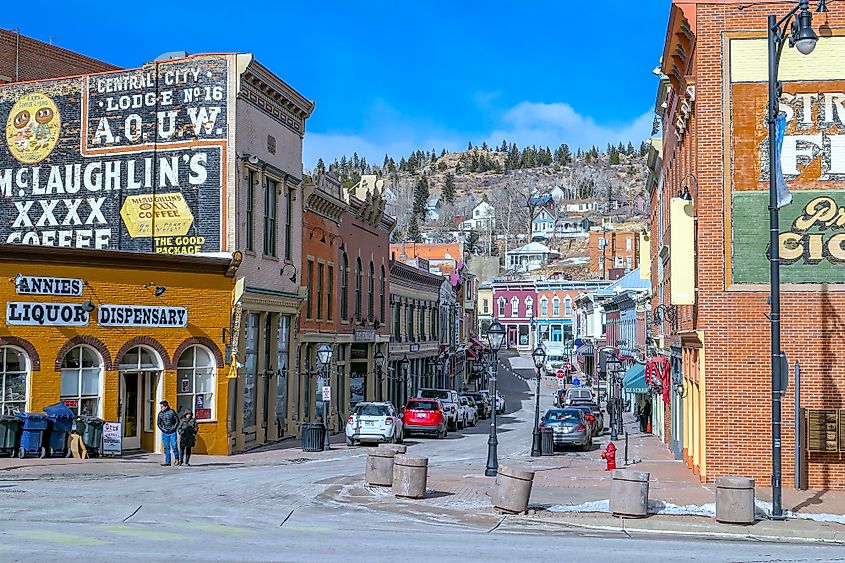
466,347,479,360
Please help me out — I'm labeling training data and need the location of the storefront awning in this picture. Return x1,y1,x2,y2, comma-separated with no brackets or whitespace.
623,364,649,394
466,346,479,360
576,344,594,356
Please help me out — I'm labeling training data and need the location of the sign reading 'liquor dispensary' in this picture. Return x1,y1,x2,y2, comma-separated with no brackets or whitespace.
5,302,187,327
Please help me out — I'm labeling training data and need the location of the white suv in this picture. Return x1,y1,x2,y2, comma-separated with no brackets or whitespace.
346,402,403,446
418,389,461,431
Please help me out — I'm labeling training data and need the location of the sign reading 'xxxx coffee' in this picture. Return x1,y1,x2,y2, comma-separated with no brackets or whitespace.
0,56,230,254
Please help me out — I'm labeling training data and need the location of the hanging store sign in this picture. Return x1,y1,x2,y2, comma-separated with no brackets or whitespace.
6,301,90,326
353,328,375,342
98,304,187,327
15,275,83,296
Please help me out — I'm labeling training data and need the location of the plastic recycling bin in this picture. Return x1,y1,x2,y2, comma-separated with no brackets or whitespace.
15,412,48,459
75,416,104,457
0,415,21,457
43,402,75,457
300,422,326,452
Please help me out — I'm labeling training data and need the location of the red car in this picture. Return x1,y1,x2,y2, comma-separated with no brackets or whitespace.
402,399,448,439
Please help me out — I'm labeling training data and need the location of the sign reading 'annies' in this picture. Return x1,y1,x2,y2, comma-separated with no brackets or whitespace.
0,56,229,254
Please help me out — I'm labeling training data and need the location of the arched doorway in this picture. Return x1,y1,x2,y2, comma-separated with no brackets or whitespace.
117,346,164,451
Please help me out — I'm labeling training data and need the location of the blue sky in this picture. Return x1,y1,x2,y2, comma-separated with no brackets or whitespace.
3,0,667,167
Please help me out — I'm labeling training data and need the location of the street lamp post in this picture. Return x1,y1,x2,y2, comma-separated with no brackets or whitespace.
531,346,547,457
316,343,333,451
400,355,410,406
763,0,824,520
485,320,506,476
374,348,385,403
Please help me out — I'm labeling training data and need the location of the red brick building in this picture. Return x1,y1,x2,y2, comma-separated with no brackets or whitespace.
588,227,641,278
651,0,845,489
0,28,118,83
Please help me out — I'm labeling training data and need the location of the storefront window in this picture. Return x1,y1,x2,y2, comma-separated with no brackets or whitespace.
276,316,290,431
176,346,216,421
60,345,102,417
0,347,27,415
117,346,162,371
243,312,259,428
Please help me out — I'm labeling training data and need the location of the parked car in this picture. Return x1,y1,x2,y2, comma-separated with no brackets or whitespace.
459,395,478,427
418,389,461,431
564,387,593,407
570,404,600,437
571,400,604,435
539,408,592,451
468,393,491,419
495,392,505,414
401,399,447,439
346,402,403,445
543,354,567,377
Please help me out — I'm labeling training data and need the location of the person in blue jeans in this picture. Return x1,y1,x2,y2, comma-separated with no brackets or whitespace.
157,401,180,466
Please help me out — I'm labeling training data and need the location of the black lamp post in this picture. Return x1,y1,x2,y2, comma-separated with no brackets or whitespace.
531,346,547,457
762,0,825,520
316,343,333,450
374,348,385,403
400,355,410,406
485,320,506,476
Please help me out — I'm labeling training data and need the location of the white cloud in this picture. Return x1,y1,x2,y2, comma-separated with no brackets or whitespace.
303,101,653,167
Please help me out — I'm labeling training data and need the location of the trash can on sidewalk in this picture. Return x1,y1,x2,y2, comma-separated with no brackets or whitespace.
75,416,104,457
43,402,75,457
301,422,326,452
15,412,48,459
609,469,650,518
540,427,555,455
716,476,755,525
0,415,21,457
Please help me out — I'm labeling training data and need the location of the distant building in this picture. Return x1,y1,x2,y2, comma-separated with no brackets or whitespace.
555,216,591,237
506,242,560,272
588,227,642,278
390,242,463,277
531,208,556,240
459,201,496,232
563,200,596,214
426,197,442,221
491,278,536,351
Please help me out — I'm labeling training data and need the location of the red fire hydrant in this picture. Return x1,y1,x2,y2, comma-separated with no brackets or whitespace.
601,442,617,471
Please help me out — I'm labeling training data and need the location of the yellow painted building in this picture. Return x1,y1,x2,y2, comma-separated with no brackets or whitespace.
0,245,238,455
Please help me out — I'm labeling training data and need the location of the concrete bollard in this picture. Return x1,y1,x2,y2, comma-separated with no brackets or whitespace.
377,443,407,456
392,455,428,499
609,469,650,518
715,476,755,524
365,449,397,487
492,465,536,514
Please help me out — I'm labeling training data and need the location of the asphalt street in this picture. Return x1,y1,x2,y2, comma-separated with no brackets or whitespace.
0,357,842,562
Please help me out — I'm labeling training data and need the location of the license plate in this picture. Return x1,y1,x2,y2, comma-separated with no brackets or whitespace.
418,413,427,419
365,421,374,426
563,427,574,434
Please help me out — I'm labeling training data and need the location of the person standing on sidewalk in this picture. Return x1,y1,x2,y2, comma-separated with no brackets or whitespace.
157,401,180,466
178,410,199,466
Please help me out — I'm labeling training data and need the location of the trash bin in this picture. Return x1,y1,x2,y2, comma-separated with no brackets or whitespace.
15,412,48,459
609,469,650,518
43,402,75,457
75,416,104,457
493,465,536,514
716,476,755,525
301,422,326,452
0,415,21,457
540,427,555,455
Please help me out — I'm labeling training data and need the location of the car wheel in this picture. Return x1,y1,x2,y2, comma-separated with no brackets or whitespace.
402,429,410,439
458,417,465,430
397,431,404,444
17,447,25,459
448,419,457,432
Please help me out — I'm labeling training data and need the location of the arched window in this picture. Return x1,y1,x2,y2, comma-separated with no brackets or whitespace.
60,345,103,416
368,261,375,319
340,253,349,319
540,298,549,317
117,346,162,371
176,345,216,421
355,257,363,320
380,265,386,321
497,297,506,317
525,297,534,318
552,298,560,317
0,347,28,415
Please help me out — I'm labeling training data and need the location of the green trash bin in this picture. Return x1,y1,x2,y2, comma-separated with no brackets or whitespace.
75,416,104,457
0,416,21,457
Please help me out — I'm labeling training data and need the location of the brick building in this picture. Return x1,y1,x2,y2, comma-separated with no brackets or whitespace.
651,0,845,488
588,227,642,278
0,28,118,83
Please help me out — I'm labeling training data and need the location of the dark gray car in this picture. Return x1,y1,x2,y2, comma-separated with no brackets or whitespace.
540,408,592,451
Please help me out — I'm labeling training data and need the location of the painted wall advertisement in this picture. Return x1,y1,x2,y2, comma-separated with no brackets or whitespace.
0,56,229,254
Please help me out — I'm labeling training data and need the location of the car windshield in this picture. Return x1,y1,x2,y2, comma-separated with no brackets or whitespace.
470,394,485,402
407,401,438,411
544,410,579,422
355,404,389,416
420,390,450,400
548,355,564,362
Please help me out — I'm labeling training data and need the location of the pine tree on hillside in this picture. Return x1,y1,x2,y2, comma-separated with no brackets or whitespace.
441,148,447,157
467,141,474,150
626,141,635,155
407,214,421,242
413,175,430,216
442,172,456,204
316,158,325,173
640,141,650,156
617,142,625,154
481,141,489,151
609,148,621,165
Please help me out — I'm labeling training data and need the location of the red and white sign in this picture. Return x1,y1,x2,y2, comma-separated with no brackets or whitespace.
565,362,572,371
556,369,565,379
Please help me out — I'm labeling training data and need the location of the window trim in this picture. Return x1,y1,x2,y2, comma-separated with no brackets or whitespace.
340,254,349,320
175,345,217,422
327,264,334,322
306,260,314,319
285,187,294,261
264,178,278,257
245,168,255,252
368,261,375,320
0,346,29,415
317,262,324,320
59,344,104,417
355,257,363,321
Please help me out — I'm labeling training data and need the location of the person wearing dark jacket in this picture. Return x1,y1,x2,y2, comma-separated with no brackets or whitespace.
157,401,180,466
178,410,199,466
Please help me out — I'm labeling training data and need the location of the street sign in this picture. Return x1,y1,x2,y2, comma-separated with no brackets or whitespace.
573,377,581,387
556,369,565,378
321,386,332,401
565,362,572,371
